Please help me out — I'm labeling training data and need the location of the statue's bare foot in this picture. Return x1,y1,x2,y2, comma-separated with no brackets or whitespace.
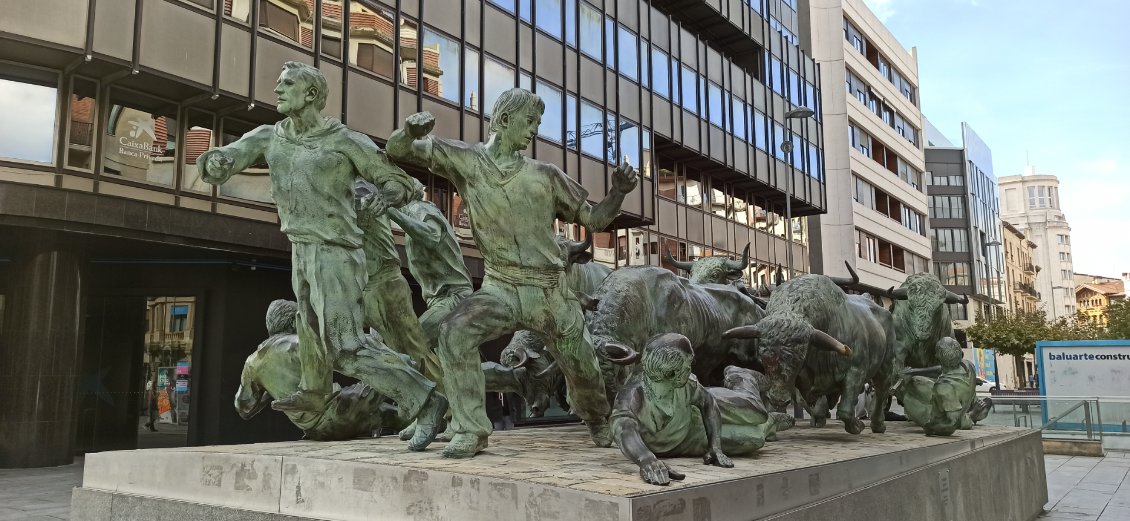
398,421,416,441
587,420,613,448
408,393,448,451
442,433,488,458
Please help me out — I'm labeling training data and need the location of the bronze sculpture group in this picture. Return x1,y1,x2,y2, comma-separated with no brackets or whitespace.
214,62,989,486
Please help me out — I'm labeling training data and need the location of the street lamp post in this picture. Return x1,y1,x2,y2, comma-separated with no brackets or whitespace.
779,107,814,280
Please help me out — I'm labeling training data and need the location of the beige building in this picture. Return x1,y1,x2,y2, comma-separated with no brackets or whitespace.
998,167,1076,319
1003,222,1040,314
804,0,931,294
1075,274,1127,327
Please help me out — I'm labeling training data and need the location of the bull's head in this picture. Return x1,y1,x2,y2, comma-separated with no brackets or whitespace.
664,243,751,284
555,230,593,266
723,314,851,408
888,273,968,342
500,333,559,417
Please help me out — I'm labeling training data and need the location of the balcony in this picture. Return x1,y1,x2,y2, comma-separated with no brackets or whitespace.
1024,263,1038,275
1013,282,1041,301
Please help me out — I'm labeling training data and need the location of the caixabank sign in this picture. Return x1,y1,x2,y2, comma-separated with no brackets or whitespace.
1037,340,1130,432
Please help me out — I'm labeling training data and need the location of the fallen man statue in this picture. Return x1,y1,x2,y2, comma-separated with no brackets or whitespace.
610,333,793,485
893,337,992,436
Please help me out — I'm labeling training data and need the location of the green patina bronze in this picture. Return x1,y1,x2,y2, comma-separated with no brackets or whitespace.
199,61,446,451
895,337,990,436
610,334,789,486
234,300,406,440
385,88,638,458
385,185,475,347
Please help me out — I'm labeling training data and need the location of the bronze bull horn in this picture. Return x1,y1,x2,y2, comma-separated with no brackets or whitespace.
887,286,910,300
827,260,860,287
512,348,531,368
811,330,852,357
567,229,592,256
535,360,559,378
722,325,761,340
663,244,694,272
726,243,751,271
944,291,969,305
603,342,641,365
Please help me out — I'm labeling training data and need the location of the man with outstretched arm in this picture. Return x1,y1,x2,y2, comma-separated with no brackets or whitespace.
199,61,446,451
385,88,638,458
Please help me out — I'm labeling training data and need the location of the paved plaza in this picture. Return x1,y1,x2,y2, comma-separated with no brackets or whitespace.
2,447,1129,520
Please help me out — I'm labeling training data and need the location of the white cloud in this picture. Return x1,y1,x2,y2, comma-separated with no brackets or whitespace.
863,0,897,22
1081,158,1119,176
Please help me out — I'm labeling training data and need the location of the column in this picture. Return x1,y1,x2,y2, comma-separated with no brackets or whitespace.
0,231,84,468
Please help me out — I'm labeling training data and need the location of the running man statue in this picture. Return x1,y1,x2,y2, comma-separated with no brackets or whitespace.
199,61,446,451
386,88,638,458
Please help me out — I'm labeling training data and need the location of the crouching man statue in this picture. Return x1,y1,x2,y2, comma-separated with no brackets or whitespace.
199,61,446,451
235,300,406,440
894,337,991,436
611,333,793,485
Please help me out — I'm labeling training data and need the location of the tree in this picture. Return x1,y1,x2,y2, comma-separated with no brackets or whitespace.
1105,299,1130,339
965,309,1052,358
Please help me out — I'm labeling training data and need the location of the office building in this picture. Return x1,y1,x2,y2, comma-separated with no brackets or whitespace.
924,122,1005,326
803,0,930,296
998,167,1076,320
0,0,826,466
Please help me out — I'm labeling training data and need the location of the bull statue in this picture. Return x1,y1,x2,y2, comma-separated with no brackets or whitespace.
663,243,750,284
723,269,896,435
887,272,969,372
485,232,612,417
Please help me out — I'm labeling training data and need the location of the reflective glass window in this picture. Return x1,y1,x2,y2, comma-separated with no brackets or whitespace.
0,74,57,164
565,0,576,46
182,109,215,193
103,90,177,187
349,2,396,79
679,65,697,112
565,93,578,150
579,101,604,159
483,58,516,117
617,119,640,168
535,0,563,39
707,82,723,127
399,18,421,88
752,111,768,151
650,47,668,97
66,77,98,170
641,129,652,178
519,0,532,22
488,0,516,13
731,96,747,141
578,4,602,60
639,38,649,89
536,81,563,143
617,26,639,81
218,118,273,203
258,0,310,47
422,28,462,104
464,49,480,111
605,16,616,68
225,0,250,22
321,0,344,58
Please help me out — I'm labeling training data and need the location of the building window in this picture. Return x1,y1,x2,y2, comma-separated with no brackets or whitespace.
421,28,462,104
578,3,602,60
617,25,639,81
103,90,178,187
930,195,966,219
258,0,301,44
535,0,564,39
464,49,480,111
535,81,563,143
565,93,577,150
651,47,670,98
935,261,972,286
0,71,58,164
66,77,98,170
934,228,970,253
181,109,215,194
482,58,515,117
217,118,272,204
707,82,724,127
679,65,698,112
579,101,605,159
354,43,395,78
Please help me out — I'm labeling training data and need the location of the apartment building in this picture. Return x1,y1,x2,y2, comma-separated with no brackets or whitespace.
998,167,1076,320
803,0,930,295
0,0,825,466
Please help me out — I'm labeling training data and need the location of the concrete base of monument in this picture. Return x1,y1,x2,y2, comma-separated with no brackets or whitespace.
71,422,1047,521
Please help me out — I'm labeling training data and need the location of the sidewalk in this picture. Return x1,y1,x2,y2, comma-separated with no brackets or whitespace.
1043,453,1130,520
0,458,82,521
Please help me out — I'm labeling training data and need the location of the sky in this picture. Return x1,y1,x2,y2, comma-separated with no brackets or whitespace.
862,0,1130,277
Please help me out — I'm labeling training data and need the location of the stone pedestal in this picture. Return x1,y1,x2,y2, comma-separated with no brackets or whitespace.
72,423,1047,520
0,231,83,468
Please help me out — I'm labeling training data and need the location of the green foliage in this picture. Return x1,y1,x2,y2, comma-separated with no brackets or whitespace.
966,310,1053,357
966,303,1130,356
1105,299,1130,339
